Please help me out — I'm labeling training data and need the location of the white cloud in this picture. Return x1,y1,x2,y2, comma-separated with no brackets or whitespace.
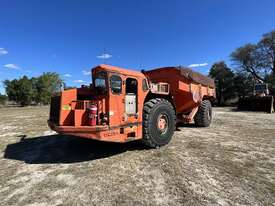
0,48,8,55
82,70,91,76
73,80,86,83
4,63,21,70
63,73,72,78
97,53,112,59
188,63,208,68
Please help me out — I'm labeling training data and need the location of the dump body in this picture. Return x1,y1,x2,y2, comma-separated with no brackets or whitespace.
144,67,215,114
48,64,215,143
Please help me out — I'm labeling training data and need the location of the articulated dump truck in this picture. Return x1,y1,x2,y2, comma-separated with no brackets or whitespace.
48,64,215,148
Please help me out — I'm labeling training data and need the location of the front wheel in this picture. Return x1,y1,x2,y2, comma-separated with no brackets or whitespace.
142,98,176,148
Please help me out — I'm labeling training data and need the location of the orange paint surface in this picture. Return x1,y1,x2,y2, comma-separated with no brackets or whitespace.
48,64,215,143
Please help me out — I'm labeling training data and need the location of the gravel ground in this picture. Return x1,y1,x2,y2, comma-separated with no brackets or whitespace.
0,106,274,206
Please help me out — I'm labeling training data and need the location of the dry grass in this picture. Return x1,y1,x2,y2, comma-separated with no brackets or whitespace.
0,106,275,206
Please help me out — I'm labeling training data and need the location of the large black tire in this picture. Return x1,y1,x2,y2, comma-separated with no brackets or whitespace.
142,98,176,148
194,100,212,127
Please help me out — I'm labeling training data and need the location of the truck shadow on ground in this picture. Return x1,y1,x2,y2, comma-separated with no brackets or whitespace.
4,134,147,164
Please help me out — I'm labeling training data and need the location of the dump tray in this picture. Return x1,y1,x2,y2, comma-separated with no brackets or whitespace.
178,67,215,88
145,66,215,88
144,66,216,113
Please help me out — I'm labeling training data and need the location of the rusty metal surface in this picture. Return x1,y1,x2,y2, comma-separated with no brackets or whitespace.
178,66,215,88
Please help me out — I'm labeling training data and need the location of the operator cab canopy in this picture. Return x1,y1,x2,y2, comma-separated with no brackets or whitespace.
92,64,146,79
91,65,148,106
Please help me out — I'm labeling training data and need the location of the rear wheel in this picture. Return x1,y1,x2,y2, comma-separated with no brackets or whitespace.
142,98,176,148
194,100,212,127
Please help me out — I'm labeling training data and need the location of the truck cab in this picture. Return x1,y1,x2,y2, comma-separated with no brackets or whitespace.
48,64,149,142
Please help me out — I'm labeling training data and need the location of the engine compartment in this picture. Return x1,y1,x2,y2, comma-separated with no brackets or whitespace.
50,86,107,127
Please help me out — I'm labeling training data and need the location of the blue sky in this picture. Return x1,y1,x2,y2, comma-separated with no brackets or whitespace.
1,0,275,94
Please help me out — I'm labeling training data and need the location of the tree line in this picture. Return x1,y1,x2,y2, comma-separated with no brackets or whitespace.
2,73,63,106
209,30,275,105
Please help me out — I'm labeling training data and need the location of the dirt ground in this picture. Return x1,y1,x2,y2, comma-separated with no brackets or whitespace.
0,106,274,206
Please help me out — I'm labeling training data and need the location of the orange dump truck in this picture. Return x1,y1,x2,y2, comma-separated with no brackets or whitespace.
48,64,215,148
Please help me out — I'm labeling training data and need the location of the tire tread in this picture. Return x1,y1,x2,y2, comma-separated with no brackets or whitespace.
142,98,176,148
194,100,212,127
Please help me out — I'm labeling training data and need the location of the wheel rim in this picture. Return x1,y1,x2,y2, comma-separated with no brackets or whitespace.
157,114,169,134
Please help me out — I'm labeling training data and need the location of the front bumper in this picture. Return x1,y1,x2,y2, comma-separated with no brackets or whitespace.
48,120,108,133
47,120,130,143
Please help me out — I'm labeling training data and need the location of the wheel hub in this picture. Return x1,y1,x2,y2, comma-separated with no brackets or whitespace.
157,114,168,134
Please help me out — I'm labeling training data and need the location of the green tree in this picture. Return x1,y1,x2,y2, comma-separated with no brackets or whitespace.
30,77,39,104
0,94,7,105
231,44,265,81
233,72,254,98
209,61,235,105
35,72,63,105
231,31,275,95
265,74,275,95
4,73,63,106
4,76,34,106
258,30,275,74
18,76,34,106
4,79,19,103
